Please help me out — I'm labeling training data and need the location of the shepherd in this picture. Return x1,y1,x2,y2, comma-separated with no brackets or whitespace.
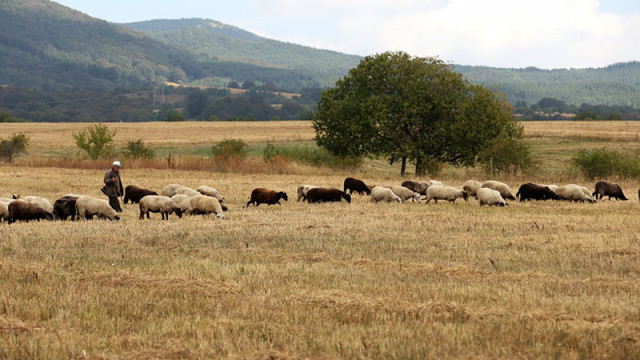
102,160,124,212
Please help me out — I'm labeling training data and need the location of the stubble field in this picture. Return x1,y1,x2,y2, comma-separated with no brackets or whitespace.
1,121,640,359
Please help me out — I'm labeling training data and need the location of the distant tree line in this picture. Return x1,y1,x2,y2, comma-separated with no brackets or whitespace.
0,84,319,122
513,97,640,120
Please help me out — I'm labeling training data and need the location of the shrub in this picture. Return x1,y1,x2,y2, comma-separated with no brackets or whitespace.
263,144,361,169
572,148,640,178
478,135,536,175
0,111,27,123
211,139,248,162
0,133,29,163
73,123,116,160
163,112,185,122
123,139,155,160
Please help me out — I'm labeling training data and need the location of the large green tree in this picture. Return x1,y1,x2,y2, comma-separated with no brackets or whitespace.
314,51,524,175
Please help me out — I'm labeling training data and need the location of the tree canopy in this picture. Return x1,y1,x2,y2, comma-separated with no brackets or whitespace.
314,51,524,175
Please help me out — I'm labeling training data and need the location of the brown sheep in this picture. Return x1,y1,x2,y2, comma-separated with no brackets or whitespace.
306,187,351,203
593,181,627,201
343,177,373,195
53,195,80,221
123,185,158,204
246,188,288,207
8,200,54,223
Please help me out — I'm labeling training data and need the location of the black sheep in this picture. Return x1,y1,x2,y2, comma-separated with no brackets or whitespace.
8,200,54,223
306,187,351,204
124,185,158,204
53,195,79,221
343,177,373,195
246,188,288,207
593,181,627,200
516,183,560,202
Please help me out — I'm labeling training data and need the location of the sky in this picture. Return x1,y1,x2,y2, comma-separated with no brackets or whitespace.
52,0,640,69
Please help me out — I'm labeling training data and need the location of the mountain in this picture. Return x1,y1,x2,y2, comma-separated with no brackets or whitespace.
121,18,362,87
0,0,321,91
0,0,639,108
456,62,640,107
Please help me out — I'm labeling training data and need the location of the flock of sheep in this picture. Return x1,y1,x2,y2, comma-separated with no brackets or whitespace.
0,177,631,224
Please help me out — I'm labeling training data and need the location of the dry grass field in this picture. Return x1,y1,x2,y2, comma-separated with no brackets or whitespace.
1,121,640,359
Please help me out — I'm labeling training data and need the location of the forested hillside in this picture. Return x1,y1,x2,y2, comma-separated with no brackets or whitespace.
0,0,639,123
457,62,640,107
122,19,362,88
0,0,320,91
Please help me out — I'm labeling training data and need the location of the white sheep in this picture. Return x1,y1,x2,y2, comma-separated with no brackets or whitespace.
370,186,402,203
139,195,183,220
569,184,593,199
0,201,9,222
482,180,516,200
186,195,225,219
171,194,189,203
390,185,421,203
462,180,483,198
23,196,53,213
555,185,596,203
296,185,318,202
477,188,508,207
75,196,120,221
0,198,16,204
425,186,468,204
162,184,199,197
196,185,224,202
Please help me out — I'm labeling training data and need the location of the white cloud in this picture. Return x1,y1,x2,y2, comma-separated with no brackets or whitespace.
250,0,640,68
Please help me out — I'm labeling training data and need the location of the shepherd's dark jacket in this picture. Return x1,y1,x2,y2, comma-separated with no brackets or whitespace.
103,168,123,197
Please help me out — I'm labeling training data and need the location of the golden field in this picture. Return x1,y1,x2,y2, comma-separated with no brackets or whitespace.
1,121,640,359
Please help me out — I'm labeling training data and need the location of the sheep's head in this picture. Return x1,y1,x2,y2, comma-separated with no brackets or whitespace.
216,213,225,219
343,193,352,203
174,207,183,218
279,192,288,201
413,193,421,203
461,191,469,201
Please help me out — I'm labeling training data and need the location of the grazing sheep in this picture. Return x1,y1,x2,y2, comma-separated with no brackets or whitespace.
186,195,225,219
246,188,288,207
477,188,508,207
425,186,468,204
75,196,120,221
171,194,190,204
482,180,516,200
370,186,402,203
123,185,158,204
197,185,225,202
343,177,373,195
306,187,351,204
593,181,628,201
53,195,79,221
296,185,318,202
555,185,596,203
390,185,421,203
545,184,560,194
139,195,183,220
400,180,430,195
462,180,483,198
162,184,199,197
0,202,9,222
8,200,54,223
516,183,560,202
23,196,53,213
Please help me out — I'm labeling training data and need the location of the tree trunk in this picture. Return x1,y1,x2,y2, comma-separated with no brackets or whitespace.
400,157,407,176
415,157,424,176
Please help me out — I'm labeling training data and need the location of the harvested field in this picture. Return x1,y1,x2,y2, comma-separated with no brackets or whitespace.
0,121,639,358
